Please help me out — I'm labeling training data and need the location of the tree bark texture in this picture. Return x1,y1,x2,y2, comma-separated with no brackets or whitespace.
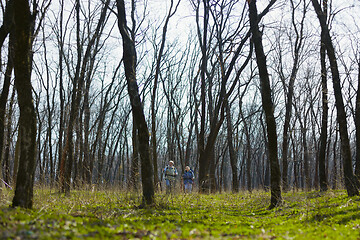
116,0,154,205
12,0,37,208
248,0,282,208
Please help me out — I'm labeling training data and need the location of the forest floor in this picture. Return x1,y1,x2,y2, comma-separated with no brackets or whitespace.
0,187,360,239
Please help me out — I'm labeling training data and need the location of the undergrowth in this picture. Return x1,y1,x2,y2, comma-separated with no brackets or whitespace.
0,187,360,239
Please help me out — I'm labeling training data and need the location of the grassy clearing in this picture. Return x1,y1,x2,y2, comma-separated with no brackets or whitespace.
0,188,360,239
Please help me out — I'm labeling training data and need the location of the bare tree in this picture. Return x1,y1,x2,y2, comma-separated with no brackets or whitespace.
318,0,328,192
311,0,359,197
116,0,154,205
279,0,307,191
248,0,282,208
59,0,111,194
150,0,181,191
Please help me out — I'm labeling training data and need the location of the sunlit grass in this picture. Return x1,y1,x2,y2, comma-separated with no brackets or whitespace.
0,186,360,239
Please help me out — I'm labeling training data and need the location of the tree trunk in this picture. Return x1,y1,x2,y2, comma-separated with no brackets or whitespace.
260,117,270,191
12,0,37,208
129,122,140,190
311,0,359,196
3,90,15,185
198,0,209,193
151,0,180,191
60,0,110,194
116,0,154,205
12,135,20,186
225,101,239,192
300,117,311,190
0,0,13,49
0,33,13,183
332,129,338,189
281,0,306,192
318,0,328,191
248,0,282,208
56,0,65,185
355,59,360,180
240,105,252,192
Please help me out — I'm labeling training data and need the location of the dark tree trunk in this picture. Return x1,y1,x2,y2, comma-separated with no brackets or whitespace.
240,105,252,192
209,147,216,192
291,133,299,190
3,90,15,185
0,0,13,49
332,129,338,189
261,117,270,191
281,0,305,192
281,0,307,191
225,101,239,192
130,122,140,190
116,0,154,205
299,116,311,190
59,0,82,194
83,81,91,184
0,33,13,181
56,0,65,185
311,0,359,196
198,0,209,193
248,0,282,208
318,0,328,191
355,59,360,179
12,0,37,208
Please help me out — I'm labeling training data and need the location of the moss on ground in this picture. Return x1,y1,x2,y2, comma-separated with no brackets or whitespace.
0,188,360,239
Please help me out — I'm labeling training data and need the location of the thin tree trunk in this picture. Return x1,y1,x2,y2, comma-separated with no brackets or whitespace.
225,101,239,192
240,105,252,193
248,0,282,209
332,129,338,189
116,0,154,205
0,0,13,49
0,33,13,183
151,0,180,191
318,0,328,191
129,122,140,190
261,117,270,191
281,0,306,192
197,0,209,193
56,0,65,185
3,89,15,185
300,116,310,190
355,58,360,179
60,0,110,194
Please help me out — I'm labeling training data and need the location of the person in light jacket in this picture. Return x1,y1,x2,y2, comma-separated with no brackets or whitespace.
163,160,178,194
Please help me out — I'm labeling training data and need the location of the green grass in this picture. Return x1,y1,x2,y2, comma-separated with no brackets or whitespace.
1,188,360,239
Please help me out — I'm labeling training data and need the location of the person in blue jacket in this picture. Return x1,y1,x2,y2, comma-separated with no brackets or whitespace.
182,166,194,193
